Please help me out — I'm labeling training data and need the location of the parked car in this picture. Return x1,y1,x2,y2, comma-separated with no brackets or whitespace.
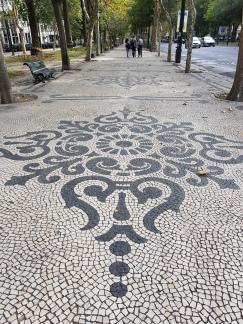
201,36,216,47
185,37,201,49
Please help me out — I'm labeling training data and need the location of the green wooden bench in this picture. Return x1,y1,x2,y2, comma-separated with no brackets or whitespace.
23,60,56,83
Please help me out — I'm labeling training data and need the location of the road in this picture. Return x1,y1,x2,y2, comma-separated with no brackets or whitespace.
161,43,239,78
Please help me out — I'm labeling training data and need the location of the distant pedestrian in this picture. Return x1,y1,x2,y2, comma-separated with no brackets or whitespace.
130,36,137,58
137,36,144,58
125,38,130,58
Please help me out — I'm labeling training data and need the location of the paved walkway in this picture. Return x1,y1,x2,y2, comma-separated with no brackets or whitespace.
0,48,243,324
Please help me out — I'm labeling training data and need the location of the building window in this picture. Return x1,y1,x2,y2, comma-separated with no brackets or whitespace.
12,32,19,44
25,33,31,44
3,32,9,44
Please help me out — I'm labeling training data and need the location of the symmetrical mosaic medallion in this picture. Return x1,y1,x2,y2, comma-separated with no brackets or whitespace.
1,109,242,298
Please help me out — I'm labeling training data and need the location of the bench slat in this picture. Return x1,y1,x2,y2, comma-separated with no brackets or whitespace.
23,60,56,83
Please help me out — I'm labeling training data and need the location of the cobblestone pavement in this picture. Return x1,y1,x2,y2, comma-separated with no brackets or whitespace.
0,48,243,324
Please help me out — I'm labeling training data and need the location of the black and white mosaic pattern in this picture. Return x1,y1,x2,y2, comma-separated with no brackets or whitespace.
83,76,166,88
1,109,243,303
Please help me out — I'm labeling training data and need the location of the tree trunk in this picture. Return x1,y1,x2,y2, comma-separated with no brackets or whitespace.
0,41,13,104
86,16,96,61
12,3,26,55
151,0,160,52
19,28,26,55
52,23,57,50
147,26,151,49
100,20,103,53
104,27,109,50
53,33,56,50
231,24,238,42
0,31,4,48
86,25,93,60
159,0,173,62
226,8,243,101
51,0,70,70
80,0,87,46
158,23,162,57
25,0,42,55
81,0,98,61
63,0,73,48
168,26,173,62
185,0,196,73
95,0,100,56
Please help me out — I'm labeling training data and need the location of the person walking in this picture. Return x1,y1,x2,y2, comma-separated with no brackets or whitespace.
125,38,130,58
137,36,144,58
130,36,137,58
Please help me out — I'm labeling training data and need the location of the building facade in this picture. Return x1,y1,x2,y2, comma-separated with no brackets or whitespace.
0,0,56,52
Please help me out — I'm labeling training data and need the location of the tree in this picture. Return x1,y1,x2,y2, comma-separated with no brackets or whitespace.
185,0,196,73
81,0,98,61
51,0,70,70
160,0,173,62
0,40,13,104
63,0,73,48
151,0,160,52
25,0,42,55
11,0,26,55
227,8,243,101
95,0,100,56
80,0,88,45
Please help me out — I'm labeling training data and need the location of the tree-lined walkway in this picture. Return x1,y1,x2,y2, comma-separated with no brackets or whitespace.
0,48,242,324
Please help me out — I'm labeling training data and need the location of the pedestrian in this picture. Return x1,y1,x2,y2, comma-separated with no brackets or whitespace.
130,36,137,58
137,36,144,58
125,38,130,58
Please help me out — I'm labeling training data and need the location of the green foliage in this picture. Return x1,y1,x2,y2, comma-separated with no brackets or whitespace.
163,0,181,27
129,0,154,33
36,0,55,26
194,0,210,36
100,0,133,40
205,0,242,27
68,0,82,40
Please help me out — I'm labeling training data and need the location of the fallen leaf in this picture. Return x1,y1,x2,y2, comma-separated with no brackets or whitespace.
197,168,209,176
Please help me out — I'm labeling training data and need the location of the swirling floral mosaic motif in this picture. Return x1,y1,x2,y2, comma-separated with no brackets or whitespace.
96,134,153,155
84,75,166,88
1,109,243,298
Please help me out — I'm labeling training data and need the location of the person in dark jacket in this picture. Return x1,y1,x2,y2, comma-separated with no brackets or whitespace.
130,36,137,58
125,38,130,58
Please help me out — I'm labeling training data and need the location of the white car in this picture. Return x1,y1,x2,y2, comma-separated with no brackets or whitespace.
201,36,216,47
185,37,201,49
